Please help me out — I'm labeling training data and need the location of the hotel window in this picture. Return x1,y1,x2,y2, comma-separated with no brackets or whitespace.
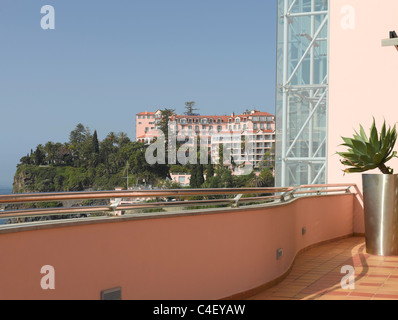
209,125,213,131
209,119,213,124
138,115,142,119
188,119,193,124
260,123,264,129
260,117,265,121
267,123,272,130
217,119,221,124
253,123,258,130
201,118,207,124
266,116,273,122
217,125,222,132
235,118,240,123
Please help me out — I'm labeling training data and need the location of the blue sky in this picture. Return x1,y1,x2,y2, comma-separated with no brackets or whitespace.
0,0,277,188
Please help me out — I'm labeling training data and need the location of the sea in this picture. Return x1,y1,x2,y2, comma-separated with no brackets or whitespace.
0,186,12,195
0,186,12,225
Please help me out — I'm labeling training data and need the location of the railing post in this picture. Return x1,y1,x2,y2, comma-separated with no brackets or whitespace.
110,198,121,211
232,194,243,208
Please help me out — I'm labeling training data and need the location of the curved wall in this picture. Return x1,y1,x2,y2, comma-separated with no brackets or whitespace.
0,194,355,300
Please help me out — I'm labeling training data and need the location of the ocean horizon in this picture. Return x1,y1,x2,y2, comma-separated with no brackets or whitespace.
0,186,12,195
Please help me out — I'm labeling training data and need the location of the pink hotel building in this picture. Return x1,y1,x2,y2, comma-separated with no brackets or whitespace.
136,109,276,169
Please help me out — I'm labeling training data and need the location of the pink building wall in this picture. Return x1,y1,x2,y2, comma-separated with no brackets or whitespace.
329,0,398,186
135,112,156,140
328,0,398,233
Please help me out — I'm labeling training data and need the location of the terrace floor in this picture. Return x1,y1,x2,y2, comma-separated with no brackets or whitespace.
249,237,398,300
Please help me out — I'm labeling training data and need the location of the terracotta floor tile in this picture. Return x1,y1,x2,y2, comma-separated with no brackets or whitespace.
349,287,381,294
322,290,350,297
367,274,389,278
247,237,398,300
342,296,373,300
358,282,383,287
373,293,398,299
317,295,347,300
383,281,398,287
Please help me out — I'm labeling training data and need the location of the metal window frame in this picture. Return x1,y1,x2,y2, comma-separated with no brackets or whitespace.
277,0,329,187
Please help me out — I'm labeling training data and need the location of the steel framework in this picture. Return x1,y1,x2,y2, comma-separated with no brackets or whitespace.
275,0,329,187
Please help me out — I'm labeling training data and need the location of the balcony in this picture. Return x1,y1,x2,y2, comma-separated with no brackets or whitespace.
249,236,398,300
0,184,384,300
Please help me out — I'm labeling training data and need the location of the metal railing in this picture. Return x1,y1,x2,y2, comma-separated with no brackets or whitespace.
0,184,357,226
280,183,357,202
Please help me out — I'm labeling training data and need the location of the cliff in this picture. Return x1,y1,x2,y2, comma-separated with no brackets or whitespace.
13,165,92,193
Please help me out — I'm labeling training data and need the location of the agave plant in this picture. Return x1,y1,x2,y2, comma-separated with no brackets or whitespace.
337,119,398,174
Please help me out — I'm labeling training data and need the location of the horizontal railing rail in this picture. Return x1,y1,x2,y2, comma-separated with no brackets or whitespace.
0,187,289,204
0,184,357,225
281,183,357,201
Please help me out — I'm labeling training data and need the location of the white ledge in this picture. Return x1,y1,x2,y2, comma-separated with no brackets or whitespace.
382,38,398,46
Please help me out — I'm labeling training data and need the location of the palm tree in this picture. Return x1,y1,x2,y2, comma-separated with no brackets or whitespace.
248,174,267,188
107,132,117,146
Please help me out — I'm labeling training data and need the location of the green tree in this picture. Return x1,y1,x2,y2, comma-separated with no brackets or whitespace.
19,154,32,165
117,132,130,148
69,124,92,167
189,164,205,188
196,164,205,186
92,130,100,154
34,145,45,166
190,165,198,188
69,123,91,146
159,108,175,142
206,163,214,178
44,141,56,165
107,132,117,146
89,130,100,167
248,168,274,188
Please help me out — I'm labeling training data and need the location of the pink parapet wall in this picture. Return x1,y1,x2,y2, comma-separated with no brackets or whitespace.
0,194,355,300
328,0,398,232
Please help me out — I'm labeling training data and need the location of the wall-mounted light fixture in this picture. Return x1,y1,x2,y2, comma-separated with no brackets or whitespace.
382,30,398,51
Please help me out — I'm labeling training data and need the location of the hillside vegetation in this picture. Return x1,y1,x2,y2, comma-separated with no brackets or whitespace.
13,124,169,193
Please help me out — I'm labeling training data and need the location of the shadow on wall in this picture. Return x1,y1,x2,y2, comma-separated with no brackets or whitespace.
352,185,365,235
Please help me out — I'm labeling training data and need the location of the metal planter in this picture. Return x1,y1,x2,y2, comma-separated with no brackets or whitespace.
362,174,398,256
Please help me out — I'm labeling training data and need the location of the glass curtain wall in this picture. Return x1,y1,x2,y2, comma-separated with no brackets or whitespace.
275,0,329,187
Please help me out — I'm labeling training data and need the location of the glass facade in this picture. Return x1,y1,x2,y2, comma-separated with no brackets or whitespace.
275,0,329,187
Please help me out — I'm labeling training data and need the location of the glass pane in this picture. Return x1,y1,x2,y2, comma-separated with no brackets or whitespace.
275,0,329,187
